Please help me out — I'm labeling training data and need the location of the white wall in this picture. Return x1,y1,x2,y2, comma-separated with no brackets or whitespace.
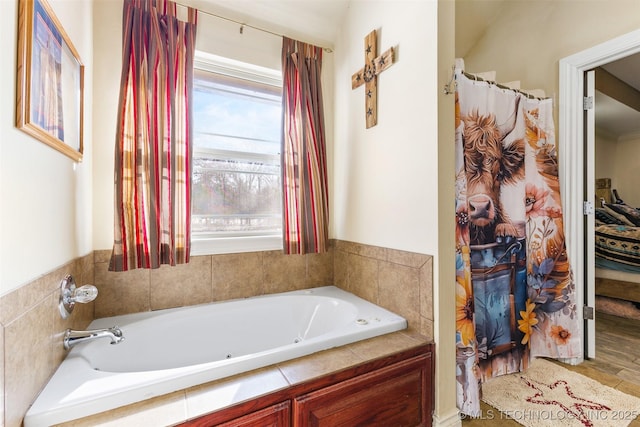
0,0,93,296
92,0,120,254
332,0,439,256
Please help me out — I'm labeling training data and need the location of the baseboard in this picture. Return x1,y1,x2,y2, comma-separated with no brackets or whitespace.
432,408,462,427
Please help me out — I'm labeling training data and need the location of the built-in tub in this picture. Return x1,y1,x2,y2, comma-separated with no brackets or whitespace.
25,286,407,426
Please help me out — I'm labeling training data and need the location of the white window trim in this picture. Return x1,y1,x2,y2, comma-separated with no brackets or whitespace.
191,51,283,256
191,235,282,256
194,51,282,88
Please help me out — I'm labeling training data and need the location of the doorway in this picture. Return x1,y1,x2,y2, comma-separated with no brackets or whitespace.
559,28,640,359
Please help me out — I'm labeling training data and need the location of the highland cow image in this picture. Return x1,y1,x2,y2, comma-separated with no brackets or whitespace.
462,99,525,246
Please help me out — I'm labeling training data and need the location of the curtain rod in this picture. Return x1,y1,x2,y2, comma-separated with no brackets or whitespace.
462,71,548,100
173,1,334,52
444,67,548,101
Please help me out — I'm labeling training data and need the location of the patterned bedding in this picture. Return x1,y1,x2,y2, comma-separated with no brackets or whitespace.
595,203,640,270
595,223,640,269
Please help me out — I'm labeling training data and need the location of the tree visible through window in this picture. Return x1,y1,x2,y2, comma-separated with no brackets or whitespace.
192,59,282,241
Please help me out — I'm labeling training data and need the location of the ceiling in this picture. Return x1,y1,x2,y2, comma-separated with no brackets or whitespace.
191,0,640,139
596,56,640,138
185,0,349,48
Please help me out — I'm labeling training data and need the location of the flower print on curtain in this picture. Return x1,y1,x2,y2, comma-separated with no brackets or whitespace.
281,37,329,255
454,63,581,416
109,0,197,271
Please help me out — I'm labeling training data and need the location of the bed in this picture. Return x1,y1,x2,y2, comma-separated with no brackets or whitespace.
594,190,640,303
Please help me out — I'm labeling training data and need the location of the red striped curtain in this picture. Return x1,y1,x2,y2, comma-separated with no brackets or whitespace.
109,0,197,271
281,38,329,254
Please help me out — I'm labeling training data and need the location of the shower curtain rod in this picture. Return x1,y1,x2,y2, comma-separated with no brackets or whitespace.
444,67,549,101
172,1,334,52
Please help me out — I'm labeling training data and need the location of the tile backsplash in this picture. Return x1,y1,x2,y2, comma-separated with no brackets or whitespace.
0,240,433,427
92,248,334,317
0,254,95,427
333,240,434,339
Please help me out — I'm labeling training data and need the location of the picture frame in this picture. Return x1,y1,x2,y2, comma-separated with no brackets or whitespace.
16,0,84,162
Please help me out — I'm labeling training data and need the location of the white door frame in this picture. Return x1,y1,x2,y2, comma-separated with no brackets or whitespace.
559,29,640,359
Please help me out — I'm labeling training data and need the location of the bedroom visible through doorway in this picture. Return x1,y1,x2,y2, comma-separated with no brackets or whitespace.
559,28,640,360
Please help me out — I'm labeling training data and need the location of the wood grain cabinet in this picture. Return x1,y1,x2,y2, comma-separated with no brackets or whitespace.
216,401,290,427
181,343,433,427
293,354,432,427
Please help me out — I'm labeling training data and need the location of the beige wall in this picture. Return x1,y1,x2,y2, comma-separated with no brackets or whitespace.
436,1,457,425
606,134,640,208
595,131,618,190
460,1,640,113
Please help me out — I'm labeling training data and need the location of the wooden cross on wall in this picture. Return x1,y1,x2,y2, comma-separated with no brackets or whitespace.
351,29,395,128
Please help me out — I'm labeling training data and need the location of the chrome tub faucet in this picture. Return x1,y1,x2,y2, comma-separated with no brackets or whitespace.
63,326,125,350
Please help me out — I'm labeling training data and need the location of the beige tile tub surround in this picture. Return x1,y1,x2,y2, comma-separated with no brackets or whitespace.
0,325,4,427
2,240,433,426
93,248,334,317
334,240,434,340
93,241,434,340
0,254,95,427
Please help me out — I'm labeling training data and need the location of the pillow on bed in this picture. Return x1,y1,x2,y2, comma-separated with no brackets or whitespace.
595,207,628,225
603,203,640,227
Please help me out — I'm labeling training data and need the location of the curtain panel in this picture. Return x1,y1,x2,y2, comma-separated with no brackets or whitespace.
281,38,329,254
109,0,197,271
454,66,582,415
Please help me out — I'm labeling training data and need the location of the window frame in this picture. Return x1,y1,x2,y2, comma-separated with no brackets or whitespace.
190,51,283,256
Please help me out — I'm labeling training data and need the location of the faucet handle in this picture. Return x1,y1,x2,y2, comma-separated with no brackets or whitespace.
59,275,99,319
73,285,98,303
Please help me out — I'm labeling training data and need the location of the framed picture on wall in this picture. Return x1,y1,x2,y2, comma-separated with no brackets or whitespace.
15,0,84,162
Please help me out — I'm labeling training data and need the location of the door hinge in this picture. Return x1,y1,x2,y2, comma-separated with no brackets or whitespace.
584,305,594,320
583,201,594,215
583,96,594,110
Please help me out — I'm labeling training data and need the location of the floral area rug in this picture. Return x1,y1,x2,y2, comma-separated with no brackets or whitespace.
482,358,640,427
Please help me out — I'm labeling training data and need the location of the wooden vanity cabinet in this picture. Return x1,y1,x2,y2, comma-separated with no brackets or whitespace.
293,354,431,426
180,343,434,427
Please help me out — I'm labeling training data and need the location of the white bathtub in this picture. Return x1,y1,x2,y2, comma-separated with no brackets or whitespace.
25,286,407,426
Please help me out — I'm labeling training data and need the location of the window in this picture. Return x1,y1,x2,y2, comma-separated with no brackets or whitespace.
191,52,283,255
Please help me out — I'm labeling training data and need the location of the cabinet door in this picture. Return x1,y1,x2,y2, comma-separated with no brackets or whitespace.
293,355,431,427
191,401,290,427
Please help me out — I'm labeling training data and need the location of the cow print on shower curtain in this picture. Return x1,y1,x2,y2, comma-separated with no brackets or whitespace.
454,65,582,416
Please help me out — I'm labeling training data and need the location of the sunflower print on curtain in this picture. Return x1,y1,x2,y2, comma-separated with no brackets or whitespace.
454,65,581,416
109,0,197,271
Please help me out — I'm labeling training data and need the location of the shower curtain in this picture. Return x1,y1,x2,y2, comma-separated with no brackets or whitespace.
454,65,582,415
